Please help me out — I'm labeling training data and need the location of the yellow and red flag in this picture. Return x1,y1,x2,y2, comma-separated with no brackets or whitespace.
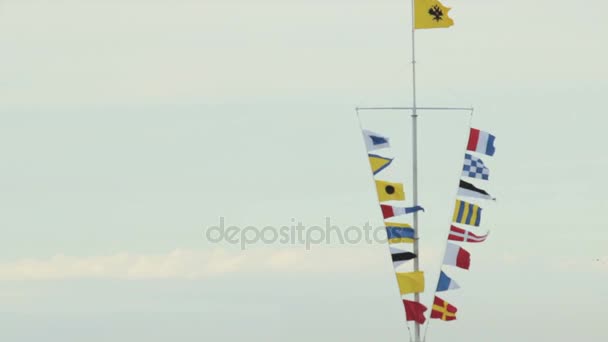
430,296,457,321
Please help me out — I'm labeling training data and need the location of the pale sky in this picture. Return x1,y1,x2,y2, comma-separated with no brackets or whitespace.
1,0,607,341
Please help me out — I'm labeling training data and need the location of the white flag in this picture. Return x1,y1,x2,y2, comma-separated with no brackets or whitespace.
362,129,390,152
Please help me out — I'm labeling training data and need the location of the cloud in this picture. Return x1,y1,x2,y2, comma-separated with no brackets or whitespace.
0,247,387,280
7,244,582,281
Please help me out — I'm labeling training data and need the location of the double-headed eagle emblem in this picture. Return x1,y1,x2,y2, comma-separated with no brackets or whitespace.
428,5,444,22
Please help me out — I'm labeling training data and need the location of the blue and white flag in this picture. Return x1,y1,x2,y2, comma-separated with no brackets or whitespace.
467,128,496,156
362,129,390,152
436,270,460,292
462,153,490,180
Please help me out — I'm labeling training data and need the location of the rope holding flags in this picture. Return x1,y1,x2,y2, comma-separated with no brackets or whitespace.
430,127,497,322
358,127,428,326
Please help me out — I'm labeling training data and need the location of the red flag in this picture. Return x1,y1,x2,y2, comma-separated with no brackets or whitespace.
381,205,394,219
403,300,427,324
443,243,471,270
430,296,457,321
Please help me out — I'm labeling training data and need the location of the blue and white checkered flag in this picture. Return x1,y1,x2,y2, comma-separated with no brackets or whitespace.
462,153,490,180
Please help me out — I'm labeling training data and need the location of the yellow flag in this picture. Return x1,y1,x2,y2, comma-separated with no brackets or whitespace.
375,180,405,202
396,271,425,294
414,0,454,29
368,154,393,176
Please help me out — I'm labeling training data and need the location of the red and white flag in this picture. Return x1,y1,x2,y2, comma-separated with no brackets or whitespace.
448,225,488,243
380,205,424,219
467,128,496,156
443,243,471,270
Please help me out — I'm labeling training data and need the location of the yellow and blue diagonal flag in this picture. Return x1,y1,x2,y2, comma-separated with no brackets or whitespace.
452,199,482,226
414,0,454,29
386,222,415,244
368,154,394,176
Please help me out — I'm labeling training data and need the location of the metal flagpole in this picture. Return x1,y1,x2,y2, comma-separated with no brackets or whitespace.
410,0,421,341
359,4,470,341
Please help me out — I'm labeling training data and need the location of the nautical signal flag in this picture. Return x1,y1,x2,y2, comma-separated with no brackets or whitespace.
386,222,416,244
392,252,417,262
467,128,496,156
431,296,457,321
375,180,405,202
390,247,417,268
436,270,460,292
362,129,390,152
368,154,393,175
403,300,427,325
448,225,489,243
396,271,425,295
452,200,482,227
443,243,471,270
462,153,490,181
381,205,424,219
414,0,454,29
457,180,495,201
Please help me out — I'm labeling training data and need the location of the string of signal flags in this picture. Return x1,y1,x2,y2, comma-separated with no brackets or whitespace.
430,128,498,323
360,126,497,325
362,128,426,307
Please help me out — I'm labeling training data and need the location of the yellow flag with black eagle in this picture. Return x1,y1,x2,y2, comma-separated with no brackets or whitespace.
414,0,454,29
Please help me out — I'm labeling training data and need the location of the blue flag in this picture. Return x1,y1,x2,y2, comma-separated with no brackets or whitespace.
436,270,460,292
